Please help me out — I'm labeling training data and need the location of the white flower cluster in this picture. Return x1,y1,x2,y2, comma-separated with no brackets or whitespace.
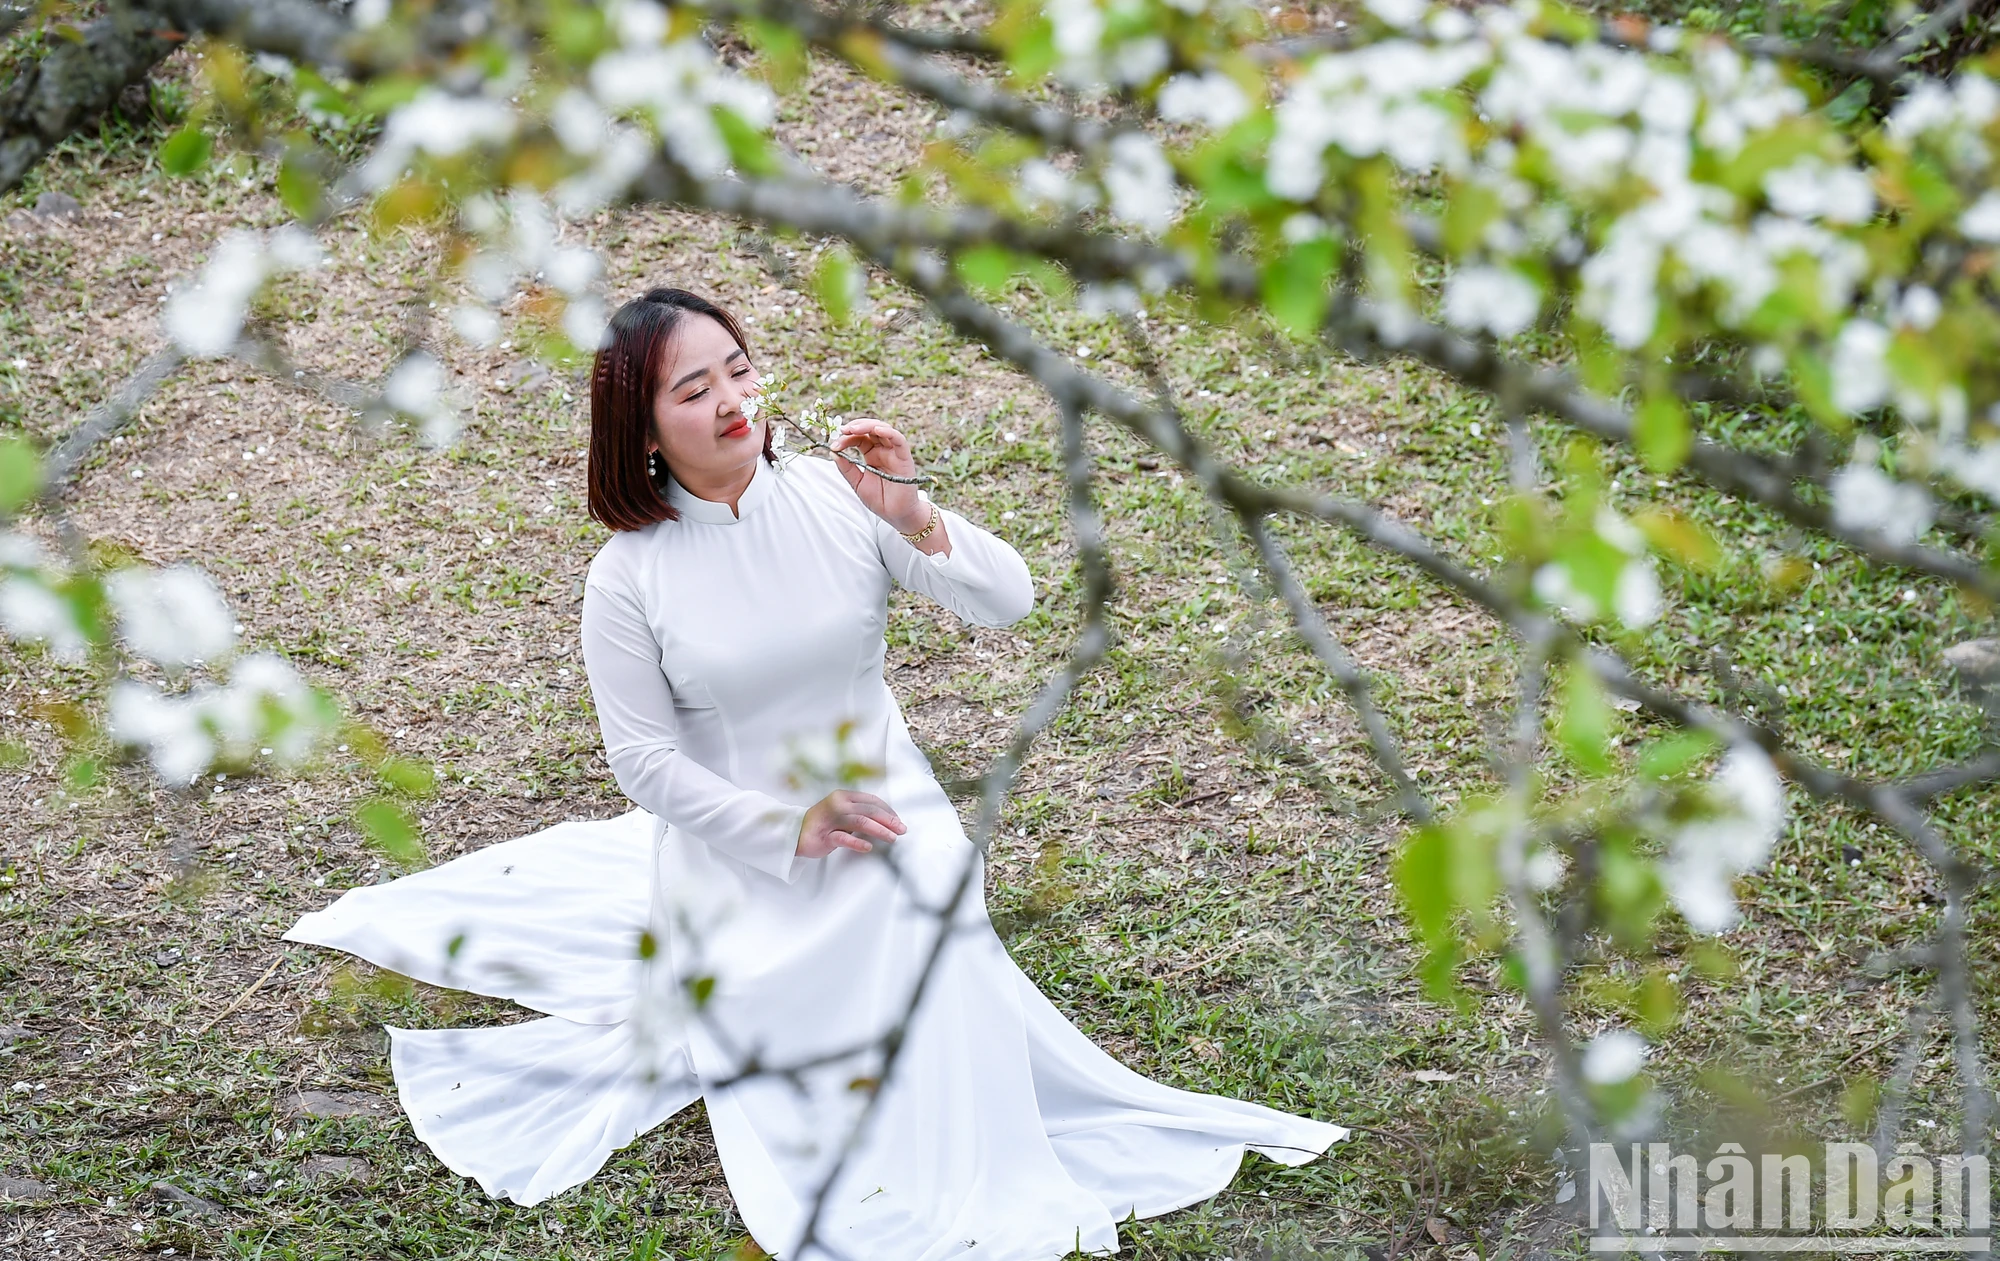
1258,0,2000,440
1581,1028,1648,1085
1660,744,1787,933
354,88,518,191
751,374,839,453
104,565,235,669
1531,508,1662,630
1829,458,1935,548
380,351,463,449
357,0,779,365
452,191,611,366
162,227,326,358
587,0,775,180
1102,134,1179,233
1044,0,1171,91
108,654,331,785
1157,71,1249,131
0,532,88,662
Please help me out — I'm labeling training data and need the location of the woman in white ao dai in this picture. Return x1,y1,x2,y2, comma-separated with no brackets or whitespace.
285,287,1346,1260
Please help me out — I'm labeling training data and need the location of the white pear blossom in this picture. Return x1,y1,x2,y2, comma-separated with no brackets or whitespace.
1582,1029,1649,1084
1763,159,1876,224
554,126,653,217
1829,462,1934,547
1017,159,1097,213
0,573,88,660
1895,284,1942,331
356,90,517,190
104,565,236,668
1960,190,2000,241
0,529,44,569
563,296,610,351
1157,72,1250,131
108,680,214,785
1102,134,1177,233
1944,440,2000,500
1662,744,1787,934
549,89,609,156
381,352,461,448
610,0,668,47
1613,561,1662,629
108,653,330,786
451,304,502,347
1109,36,1170,87
1441,264,1540,338
545,246,603,297
1524,845,1566,891
163,228,325,358
1829,319,1891,415
1532,561,1599,623
589,39,772,179
1364,0,1426,28
1045,0,1106,83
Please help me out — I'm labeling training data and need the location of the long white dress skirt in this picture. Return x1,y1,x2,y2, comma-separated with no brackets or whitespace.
286,788,1347,1259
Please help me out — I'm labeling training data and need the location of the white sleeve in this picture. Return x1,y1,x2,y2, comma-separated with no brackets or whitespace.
872,490,1036,628
580,564,805,883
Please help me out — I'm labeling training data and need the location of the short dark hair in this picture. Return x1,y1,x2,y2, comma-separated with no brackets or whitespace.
586,287,776,532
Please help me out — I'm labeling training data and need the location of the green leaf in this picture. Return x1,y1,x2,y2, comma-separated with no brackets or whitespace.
277,149,325,221
0,438,43,515
954,244,1017,296
714,106,778,176
1261,237,1336,339
1840,1075,1880,1130
687,974,717,1007
1637,729,1719,780
813,246,863,325
1558,667,1617,777
1593,829,1662,952
1635,508,1720,570
160,126,213,177
745,17,808,92
356,75,426,118
355,798,426,868
1634,391,1690,473
1392,823,1458,1000
1636,967,1680,1035
1440,181,1500,256
376,756,436,797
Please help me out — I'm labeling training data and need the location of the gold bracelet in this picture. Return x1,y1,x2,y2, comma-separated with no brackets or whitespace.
899,502,940,545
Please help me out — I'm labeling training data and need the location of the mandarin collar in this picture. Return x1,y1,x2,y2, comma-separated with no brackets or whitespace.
664,454,778,524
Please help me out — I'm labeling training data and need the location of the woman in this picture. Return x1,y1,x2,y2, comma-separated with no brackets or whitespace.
285,287,1346,1259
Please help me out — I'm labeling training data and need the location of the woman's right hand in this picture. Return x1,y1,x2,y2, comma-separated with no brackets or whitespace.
796,789,906,858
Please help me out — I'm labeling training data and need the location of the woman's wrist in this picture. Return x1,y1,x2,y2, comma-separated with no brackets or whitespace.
894,501,938,540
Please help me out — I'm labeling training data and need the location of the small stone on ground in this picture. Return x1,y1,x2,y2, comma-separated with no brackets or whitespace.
0,1176,51,1203
31,192,81,219
300,1154,374,1185
286,1089,390,1119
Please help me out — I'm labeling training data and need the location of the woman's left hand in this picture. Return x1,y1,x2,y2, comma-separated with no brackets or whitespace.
830,418,928,534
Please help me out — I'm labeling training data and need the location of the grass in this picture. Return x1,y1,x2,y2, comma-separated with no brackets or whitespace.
0,30,1995,1261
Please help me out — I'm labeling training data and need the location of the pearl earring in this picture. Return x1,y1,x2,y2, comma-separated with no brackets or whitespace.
648,450,662,475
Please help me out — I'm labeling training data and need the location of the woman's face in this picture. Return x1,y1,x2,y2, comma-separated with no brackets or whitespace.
648,313,763,483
